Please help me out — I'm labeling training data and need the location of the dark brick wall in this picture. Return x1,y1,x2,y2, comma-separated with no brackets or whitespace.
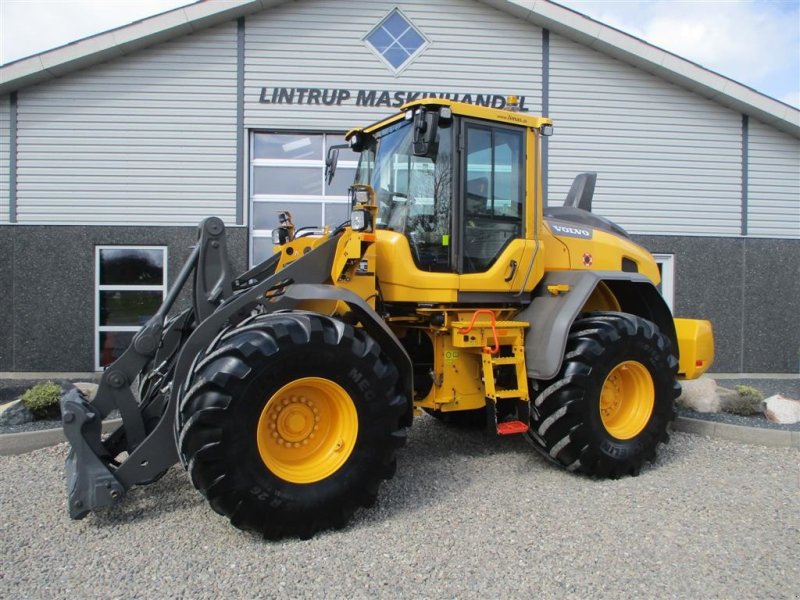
0,224,248,372
1,227,797,373
633,235,800,373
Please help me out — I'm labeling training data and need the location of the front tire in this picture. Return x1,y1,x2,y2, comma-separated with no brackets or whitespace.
177,312,408,539
528,312,679,478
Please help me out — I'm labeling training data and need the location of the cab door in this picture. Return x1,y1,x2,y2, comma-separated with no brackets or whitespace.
457,120,539,293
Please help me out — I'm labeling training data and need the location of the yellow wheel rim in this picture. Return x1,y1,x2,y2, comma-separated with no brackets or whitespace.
256,377,358,484
599,361,655,440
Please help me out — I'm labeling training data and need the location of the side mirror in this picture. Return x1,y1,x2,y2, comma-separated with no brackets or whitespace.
413,109,438,157
325,144,348,185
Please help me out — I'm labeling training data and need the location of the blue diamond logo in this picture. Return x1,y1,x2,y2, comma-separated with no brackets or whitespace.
365,9,429,73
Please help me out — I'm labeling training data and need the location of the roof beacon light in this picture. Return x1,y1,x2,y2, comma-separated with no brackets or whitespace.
506,95,520,111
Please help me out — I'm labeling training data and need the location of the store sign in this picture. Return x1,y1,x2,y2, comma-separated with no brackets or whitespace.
259,86,530,112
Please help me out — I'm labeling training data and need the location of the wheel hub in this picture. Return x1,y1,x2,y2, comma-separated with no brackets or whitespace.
599,361,655,440
269,396,319,447
257,377,358,484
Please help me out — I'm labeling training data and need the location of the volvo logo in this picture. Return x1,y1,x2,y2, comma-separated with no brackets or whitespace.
551,223,593,239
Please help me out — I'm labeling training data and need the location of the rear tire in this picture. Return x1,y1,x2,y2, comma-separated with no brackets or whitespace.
528,312,678,478
177,312,408,539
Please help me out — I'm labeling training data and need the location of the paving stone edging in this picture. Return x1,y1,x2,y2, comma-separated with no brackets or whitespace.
672,416,800,448
1,416,797,456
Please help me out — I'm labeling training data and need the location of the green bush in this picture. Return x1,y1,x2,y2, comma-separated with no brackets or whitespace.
20,381,62,419
727,385,764,416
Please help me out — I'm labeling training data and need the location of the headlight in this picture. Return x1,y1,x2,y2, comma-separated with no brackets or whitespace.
350,188,369,206
272,228,289,245
350,209,371,232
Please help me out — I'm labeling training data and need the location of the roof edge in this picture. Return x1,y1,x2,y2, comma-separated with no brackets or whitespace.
0,0,274,96
1,0,797,138
481,0,800,137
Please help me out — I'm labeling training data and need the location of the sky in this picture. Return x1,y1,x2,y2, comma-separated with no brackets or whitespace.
1,0,798,108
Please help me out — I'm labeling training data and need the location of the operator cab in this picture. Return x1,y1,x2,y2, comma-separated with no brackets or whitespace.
345,100,549,280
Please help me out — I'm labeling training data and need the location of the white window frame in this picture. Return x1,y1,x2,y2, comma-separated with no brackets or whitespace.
362,7,430,75
653,253,675,312
95,246,168,371
249,132,357,266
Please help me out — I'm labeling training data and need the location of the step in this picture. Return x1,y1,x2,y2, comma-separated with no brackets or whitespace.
496,420,529,435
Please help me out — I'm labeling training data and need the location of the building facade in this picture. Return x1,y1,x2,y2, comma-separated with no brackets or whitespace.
1,0,798,373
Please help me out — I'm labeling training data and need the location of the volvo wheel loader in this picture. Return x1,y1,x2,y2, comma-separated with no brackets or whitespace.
61,98,714,539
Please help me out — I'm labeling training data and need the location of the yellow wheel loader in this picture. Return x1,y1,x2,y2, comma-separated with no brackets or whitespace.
61,99,714,539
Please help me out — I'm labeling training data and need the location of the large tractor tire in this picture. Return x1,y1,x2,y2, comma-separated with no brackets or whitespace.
177,312,408,539
528,312,679,478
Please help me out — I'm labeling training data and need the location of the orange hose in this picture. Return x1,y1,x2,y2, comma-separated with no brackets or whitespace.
458,309,500,355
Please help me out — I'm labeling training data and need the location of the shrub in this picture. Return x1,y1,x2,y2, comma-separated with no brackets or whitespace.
727,385,764,416
20,381,62,419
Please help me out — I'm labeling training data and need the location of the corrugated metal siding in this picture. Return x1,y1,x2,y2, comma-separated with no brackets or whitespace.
747,119,800,238
548,34,743,236
244,0,542,131
0,95,9,223
15,23,238,225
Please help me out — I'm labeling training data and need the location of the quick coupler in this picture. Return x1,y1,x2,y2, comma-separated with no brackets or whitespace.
61,388,126,519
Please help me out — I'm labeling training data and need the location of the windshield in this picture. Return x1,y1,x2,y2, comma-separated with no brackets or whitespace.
354,119,453,271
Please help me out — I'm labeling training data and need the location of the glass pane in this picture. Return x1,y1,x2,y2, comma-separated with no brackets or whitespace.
383,44,410,69
253,166,322,196
99,248,163,286
465,127,492,215
253,133,322,160
383,11,411,38
327,168,356,196
99,290,163,326
325,203,350,227
494,129,524,216
252,237,275,266
367,27,393,53
464,126,522,273
99,331,135,368
398,29,424,53
253,202,323,230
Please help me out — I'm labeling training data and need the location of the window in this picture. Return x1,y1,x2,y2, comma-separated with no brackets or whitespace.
364,8,429,72
463,123,525,273
95,247,167,370
653,254,675,312
250,132,359,265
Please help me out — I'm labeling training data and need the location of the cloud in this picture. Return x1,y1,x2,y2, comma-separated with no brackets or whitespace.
557,0,800,107
1,0,192,64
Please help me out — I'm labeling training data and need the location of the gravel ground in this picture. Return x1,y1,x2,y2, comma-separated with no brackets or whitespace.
1,417,798,600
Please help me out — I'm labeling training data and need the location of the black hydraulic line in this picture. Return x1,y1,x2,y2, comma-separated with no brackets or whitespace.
155,243,200,322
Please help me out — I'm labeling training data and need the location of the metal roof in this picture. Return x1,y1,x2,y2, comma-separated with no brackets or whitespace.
0,0,797,137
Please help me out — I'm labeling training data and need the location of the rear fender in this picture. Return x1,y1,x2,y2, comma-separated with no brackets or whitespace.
519,271,678,380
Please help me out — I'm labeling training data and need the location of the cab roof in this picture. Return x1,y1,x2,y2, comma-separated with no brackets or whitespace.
346,99,553,140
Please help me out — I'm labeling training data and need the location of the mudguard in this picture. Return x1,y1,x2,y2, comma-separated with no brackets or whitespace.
518,270,677,381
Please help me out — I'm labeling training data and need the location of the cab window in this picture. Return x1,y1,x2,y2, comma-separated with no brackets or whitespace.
463,123,524,273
